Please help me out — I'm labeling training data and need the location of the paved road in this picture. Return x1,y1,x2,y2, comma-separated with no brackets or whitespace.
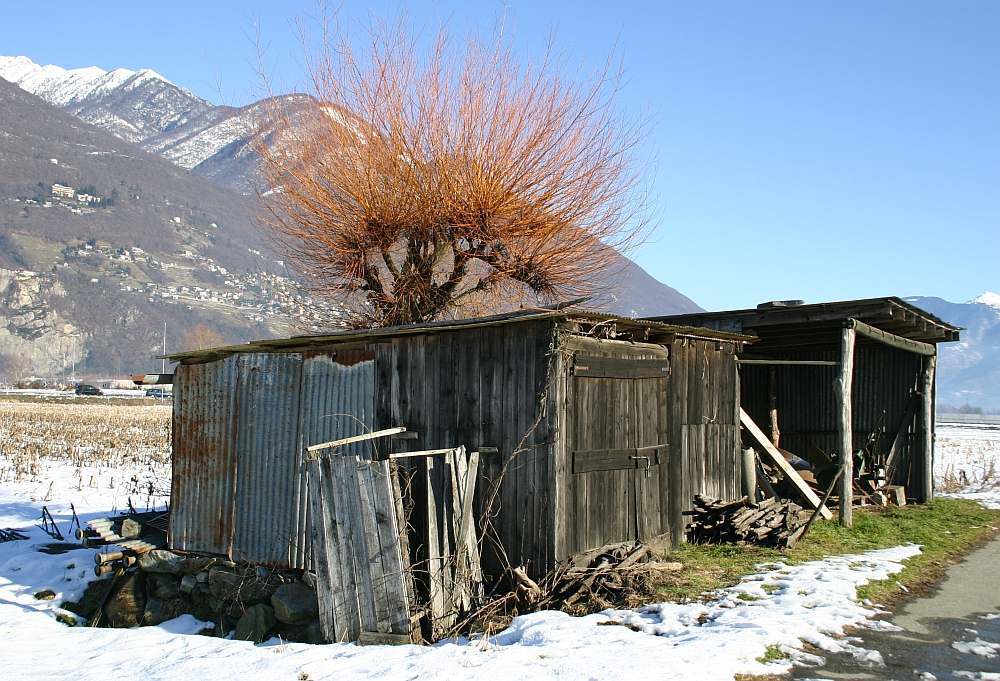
791,536,1000,681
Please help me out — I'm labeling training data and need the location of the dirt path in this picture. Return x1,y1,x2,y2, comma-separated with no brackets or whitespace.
790,535,1000,680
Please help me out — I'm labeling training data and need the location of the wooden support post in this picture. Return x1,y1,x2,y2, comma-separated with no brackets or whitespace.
739,409,832,519
741,448,758,502
920,354,937,502
768,366,780,448
837,326,856,527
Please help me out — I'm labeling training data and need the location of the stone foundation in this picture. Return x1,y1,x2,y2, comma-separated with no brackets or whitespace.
65,549,322,643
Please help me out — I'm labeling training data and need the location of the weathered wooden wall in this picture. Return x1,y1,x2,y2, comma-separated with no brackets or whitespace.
669,337,742,543
171,318,745,579
371,320,558,580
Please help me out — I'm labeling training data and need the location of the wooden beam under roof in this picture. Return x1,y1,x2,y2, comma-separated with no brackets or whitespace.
848,319,936,356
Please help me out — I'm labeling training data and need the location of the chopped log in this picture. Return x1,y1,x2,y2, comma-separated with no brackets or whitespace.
686,495,812,549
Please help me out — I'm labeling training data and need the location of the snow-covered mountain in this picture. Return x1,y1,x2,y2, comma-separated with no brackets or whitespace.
0,55,212,145
0,56,323,194
906,293,1000,410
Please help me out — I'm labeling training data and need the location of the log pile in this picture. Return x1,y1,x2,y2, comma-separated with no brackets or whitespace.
685,495,813,548
512,541,680,612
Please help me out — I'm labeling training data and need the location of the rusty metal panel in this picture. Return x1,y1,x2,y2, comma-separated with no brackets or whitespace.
169,355,240,557
230,353,306,567
301,350,376,458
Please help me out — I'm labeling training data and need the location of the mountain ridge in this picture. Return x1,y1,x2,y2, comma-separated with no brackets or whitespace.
905,293,1000,410
0,64,702,377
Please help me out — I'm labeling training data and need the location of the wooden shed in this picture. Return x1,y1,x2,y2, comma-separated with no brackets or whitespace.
165,307,750,581
650,297,960,520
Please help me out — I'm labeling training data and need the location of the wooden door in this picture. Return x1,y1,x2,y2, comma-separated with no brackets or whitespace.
567,353,670,554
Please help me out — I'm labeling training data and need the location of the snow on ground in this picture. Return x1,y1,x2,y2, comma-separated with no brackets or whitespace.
0,501,920,681
936,421,1000,509
1,408,997,680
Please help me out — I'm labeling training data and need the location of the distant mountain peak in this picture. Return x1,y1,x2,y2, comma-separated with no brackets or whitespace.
970,291,1000,309
0,55,187,104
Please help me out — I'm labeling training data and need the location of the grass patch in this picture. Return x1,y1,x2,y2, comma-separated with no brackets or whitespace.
756,645,789,664
655,499,1000,605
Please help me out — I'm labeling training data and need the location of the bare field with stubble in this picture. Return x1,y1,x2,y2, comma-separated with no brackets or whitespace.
0,399,171,513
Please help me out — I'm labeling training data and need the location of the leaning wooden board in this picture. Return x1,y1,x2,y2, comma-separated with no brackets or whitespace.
739,408,833,520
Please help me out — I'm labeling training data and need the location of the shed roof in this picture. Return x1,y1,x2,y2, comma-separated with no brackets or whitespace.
166,306,753,364
646,297,960,350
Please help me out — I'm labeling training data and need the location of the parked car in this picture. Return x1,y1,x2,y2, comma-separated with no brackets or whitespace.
74,384,103,396
144,387,171,399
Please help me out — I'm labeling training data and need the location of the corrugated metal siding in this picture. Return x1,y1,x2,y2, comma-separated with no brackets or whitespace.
231,353,307,567
301,350,376,458
169,356,240,557
740,343,922,483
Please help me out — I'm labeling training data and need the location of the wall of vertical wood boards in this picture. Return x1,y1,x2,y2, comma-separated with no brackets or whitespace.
740,341,924,496
669,337,743,542
171,317,747,582
372,319,559,582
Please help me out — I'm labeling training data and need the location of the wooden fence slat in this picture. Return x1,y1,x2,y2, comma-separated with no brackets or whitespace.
424,457,448,633
368,460,414,635
326,456,362,640
355,459,392,633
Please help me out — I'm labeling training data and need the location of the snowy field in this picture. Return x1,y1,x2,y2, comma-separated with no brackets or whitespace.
0,406,997,681
936,421,1000,509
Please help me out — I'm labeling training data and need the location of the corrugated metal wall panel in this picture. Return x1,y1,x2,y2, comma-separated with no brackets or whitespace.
739,343,922,482
232,353,307,568
169,356,240,557
301,350,376,458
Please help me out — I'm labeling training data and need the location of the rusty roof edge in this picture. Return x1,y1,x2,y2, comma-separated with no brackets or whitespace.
163,307,754,363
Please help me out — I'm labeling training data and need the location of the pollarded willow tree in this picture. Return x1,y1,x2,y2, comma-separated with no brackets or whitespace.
259,19,648,328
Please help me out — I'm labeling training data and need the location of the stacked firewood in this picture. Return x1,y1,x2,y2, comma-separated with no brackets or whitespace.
511,541,680,613
685,495,813,548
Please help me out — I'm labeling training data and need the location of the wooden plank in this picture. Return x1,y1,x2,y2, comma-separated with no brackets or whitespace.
424,456,449,634
571,445,666,473
739,408,833,520
388,460,418,637
354,458,392,633
885,392,919,471
449,446,472,613
573,355,670,379
307,427,407,455
366,459,413,635
327,456,362,640
849,318,936,356
306,459,337,643
337,453,378,635
463,450,483,595
388,449,455,459
837,327,856,527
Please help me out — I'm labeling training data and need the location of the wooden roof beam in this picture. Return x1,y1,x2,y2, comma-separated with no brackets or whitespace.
847,318,936,356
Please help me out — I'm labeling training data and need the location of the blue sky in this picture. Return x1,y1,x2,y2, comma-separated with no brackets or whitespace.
2,1,997,310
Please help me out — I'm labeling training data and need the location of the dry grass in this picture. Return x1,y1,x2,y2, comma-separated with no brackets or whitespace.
0,400,171,505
